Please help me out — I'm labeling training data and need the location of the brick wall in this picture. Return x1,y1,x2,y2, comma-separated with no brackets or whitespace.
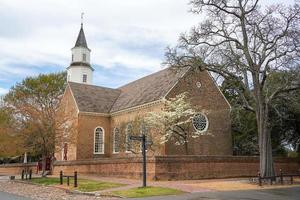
0,163,37,175
166,69,232,155
52,157,156,179
1,156,298,180
154,156,300,180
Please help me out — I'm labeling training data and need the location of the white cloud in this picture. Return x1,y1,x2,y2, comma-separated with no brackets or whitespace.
0,88,9,96
0,0,295,89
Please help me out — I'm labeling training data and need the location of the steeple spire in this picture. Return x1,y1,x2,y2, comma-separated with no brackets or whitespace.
74,13,88,48
67,14,94,85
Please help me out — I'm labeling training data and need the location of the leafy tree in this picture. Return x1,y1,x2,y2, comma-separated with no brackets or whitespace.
223,70,300,157
146,92,208,154
0,106,24,158
3,72,74,174
166,0,300,177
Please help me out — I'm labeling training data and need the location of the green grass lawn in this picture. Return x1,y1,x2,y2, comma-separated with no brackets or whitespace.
112,186,185,198
29,177,125,192
30,177,60,185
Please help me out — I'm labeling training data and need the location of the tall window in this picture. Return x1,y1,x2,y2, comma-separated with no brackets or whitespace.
82,74,87,83
83,53,86,61
113,128,120,153
125,123,132,152
94,127,104,154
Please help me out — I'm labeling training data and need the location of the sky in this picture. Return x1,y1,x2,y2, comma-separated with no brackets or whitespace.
0,0,295,95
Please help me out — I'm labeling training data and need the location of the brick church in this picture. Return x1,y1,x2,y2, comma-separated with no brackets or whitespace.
55,23,232,161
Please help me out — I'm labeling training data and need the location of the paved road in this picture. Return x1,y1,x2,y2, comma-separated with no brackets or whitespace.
0,191,32,200
134,186,300,200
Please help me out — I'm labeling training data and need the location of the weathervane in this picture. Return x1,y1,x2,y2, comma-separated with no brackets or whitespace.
81,12,84,27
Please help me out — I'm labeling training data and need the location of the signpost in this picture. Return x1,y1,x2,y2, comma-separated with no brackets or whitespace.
129,134,150,187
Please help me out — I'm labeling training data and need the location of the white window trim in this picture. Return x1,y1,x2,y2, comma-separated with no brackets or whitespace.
192,113,209,133
113,127,119,154
94,126,105,154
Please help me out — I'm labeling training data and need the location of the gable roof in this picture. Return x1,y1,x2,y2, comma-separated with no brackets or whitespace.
110,67,189,112
68,67,189,113
68,82,120,113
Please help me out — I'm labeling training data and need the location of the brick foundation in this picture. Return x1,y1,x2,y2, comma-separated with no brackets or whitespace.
0,156,299,180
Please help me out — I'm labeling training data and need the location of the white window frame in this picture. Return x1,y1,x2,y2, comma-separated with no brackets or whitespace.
94,127,105,154
113,127,120,154
192,113,209,133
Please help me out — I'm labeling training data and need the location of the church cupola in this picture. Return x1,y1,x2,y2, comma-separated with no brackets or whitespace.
67,18,94,85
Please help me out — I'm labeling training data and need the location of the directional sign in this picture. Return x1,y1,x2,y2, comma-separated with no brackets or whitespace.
129,135,143,141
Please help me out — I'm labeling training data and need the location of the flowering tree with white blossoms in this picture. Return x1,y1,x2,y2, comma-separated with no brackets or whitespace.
146,92,209,154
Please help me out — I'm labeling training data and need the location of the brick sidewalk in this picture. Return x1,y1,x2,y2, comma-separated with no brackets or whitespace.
66,174,300,193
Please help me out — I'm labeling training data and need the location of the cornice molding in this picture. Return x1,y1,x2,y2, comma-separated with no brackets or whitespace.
78,99,163,117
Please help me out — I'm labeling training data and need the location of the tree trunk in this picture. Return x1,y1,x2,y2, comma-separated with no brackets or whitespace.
184,141,189,155
184,133,189,155
257,103,275,177
42,155,47,177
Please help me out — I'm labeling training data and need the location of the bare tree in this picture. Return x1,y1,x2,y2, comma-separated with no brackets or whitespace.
165,0,300,177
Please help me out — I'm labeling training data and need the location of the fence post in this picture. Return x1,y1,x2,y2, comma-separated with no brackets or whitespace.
25,168,28,180
74,171,78,188
258,171,262,186
60,171,63,185
29,169,32,180
280,169,283,185
21,170,24,180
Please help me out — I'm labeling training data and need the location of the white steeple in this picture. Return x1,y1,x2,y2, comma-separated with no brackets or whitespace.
67,16,94,85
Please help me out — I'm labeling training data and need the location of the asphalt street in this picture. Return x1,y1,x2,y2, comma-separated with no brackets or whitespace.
0,191,32,200
134,186,300,200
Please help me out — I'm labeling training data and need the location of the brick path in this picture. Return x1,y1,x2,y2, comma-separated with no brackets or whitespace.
0,179,117,200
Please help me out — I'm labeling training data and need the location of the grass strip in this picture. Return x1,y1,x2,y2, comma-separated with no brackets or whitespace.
112,186,185,198
29,177,125,192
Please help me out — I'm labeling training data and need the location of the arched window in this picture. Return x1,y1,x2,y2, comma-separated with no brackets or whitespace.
192,113,209,133
94,127,104,154
113,128,120,153
125,123,132,152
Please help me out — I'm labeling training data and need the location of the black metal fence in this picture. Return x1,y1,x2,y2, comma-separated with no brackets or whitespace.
257,169,300,186
59,170,78,187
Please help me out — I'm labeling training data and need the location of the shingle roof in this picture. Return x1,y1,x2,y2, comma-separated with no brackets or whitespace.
74,25,88,49
68,67,189,113
69,82,120,113
110,67,189,112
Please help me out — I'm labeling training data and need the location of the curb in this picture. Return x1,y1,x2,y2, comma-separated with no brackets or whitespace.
67,189,124,198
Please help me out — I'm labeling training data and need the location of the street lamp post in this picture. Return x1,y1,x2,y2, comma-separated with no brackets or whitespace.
130,134,147,187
